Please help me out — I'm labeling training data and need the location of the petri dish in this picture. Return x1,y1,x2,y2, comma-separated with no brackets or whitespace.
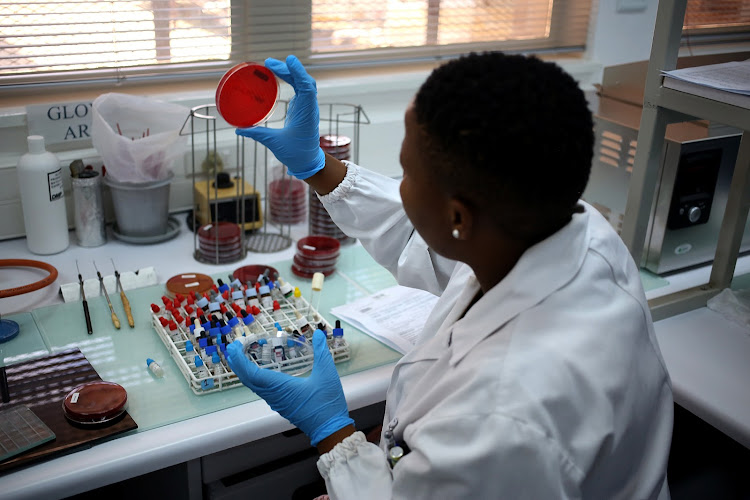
198,221,241,242
233,264,280,283
216,63,279,128
297,235,341,258
62,381,128,425
166,272,214,297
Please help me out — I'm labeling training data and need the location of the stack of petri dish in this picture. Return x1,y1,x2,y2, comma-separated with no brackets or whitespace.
310,135,354,244
268,176,307,224
292,235,341,278
196,221,244,264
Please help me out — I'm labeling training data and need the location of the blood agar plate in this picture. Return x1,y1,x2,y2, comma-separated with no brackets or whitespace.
216,63,279,128
62,381,128,425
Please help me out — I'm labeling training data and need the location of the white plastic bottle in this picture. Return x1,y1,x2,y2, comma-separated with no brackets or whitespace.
17,136,69,254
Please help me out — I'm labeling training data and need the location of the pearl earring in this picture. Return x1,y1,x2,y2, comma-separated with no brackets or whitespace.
452,228,460,239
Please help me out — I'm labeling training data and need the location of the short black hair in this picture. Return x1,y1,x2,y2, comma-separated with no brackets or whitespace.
413,51,594,243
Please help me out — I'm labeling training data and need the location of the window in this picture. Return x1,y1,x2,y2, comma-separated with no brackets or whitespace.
1,0,592,87
683,1,750,45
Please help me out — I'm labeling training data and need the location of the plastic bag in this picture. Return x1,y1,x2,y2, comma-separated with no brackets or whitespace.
706,288,750,330
91,93,188,183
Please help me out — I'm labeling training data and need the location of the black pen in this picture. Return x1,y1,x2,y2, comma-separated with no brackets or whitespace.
76,260,93,335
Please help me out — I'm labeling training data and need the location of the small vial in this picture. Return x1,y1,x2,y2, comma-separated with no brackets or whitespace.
286,339,299,359
245,288,261,308
295,335,312,357
253,305,271,326
278,278,294,300
332,320,345,348
212,352,224,374
146,358,164,378
293,287,304,310
220,324,233,343
217,279,230,294
226,312,244,339
272,300,284,322
271,336,286,363
259,285,273,309
196,296,210,313
208,302,221,315
241,309,266,335
231,290,246,307
295,310,313,339
194,355,210,378
245,340,261,361
168,320,181,342
259,339,272,365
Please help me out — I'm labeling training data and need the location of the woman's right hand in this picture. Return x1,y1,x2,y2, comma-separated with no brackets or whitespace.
235,55,326,180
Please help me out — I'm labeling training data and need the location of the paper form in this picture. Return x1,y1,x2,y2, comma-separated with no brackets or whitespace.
661,60,750,94
331,285,439,354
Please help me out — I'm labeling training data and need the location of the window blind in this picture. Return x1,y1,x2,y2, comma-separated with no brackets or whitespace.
2,0,745,87
1,0,592,86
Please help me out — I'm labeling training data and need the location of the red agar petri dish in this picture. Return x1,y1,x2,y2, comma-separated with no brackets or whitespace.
297,235,341,258
62,381,128,425
233,264,280,283
216,63,279,128
198,221,241,243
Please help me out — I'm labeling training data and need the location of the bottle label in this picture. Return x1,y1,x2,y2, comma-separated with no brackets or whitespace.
47,168,64,202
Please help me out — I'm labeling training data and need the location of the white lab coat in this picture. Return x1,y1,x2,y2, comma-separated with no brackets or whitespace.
317,163,673,499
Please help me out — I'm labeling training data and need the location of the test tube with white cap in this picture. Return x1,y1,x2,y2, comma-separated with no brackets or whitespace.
308,272,325,321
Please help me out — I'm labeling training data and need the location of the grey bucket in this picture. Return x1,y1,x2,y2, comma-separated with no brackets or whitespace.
103,171,173,237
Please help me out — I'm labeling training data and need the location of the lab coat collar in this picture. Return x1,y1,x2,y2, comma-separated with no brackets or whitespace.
448,206,591,366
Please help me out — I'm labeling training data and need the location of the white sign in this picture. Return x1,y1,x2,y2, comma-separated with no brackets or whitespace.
26,100,94,146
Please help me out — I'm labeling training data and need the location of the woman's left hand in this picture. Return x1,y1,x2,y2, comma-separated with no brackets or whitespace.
226,329,354,446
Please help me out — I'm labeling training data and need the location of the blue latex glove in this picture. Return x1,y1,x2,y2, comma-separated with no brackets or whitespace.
235,55,326,180
226,329,354,446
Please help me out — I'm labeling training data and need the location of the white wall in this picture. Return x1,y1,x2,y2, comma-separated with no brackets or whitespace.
588,0,660,70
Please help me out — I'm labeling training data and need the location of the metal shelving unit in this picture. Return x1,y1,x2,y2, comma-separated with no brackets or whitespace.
621,0,750,320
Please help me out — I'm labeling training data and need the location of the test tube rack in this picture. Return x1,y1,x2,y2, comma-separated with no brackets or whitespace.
150,283,351,395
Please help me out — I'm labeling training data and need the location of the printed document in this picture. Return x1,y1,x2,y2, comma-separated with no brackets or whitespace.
331,285,439,354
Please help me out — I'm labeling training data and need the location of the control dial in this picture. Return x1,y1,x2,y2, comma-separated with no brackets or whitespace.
688,206,702,224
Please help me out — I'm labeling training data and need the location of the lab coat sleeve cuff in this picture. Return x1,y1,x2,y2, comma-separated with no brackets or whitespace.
317,430,369,474
317,431,393,498
317,161,360,204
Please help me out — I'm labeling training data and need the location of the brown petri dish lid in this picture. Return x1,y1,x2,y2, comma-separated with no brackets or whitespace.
166,272,214,297
233,264,280,283
291,263,336,279
198,221,242,242
62,381,128,425
297,235,341,257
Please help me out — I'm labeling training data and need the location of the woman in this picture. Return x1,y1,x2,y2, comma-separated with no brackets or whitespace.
227,52,673,499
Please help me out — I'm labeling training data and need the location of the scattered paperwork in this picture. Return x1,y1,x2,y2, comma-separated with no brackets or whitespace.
661,59,750,94
661,59,750,109
331,285,439,354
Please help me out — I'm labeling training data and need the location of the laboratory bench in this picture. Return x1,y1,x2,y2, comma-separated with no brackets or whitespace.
1,213,750,499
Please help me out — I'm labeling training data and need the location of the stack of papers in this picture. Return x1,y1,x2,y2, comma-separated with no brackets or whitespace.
331,285,439,354
661,59,750,109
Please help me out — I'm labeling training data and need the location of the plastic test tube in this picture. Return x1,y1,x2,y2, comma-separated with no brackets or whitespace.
309,272,325,320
